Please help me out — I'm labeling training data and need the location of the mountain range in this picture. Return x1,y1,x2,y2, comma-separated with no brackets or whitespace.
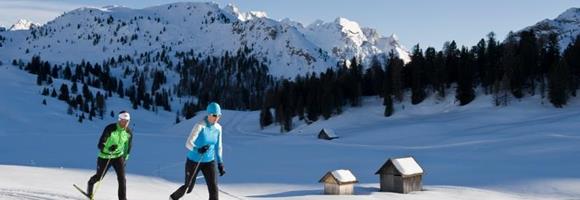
0,2,411,78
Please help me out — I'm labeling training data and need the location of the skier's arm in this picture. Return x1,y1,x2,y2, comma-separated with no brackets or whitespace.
125,128,133,159
215,126,223,163
185,123,203,151
97,124,114,151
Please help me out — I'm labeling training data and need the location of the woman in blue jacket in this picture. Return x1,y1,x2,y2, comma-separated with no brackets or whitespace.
170,102,226,200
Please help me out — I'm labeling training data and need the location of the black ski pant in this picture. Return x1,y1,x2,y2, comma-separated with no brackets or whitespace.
170,159,218,200
87,157,126,200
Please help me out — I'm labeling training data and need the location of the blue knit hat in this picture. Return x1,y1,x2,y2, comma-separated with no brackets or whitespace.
206,102,222,115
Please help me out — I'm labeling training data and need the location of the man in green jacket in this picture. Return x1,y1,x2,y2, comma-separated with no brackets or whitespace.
86,110,133,200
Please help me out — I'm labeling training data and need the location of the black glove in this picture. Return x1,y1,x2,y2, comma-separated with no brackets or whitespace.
218,163,226,176
197,145,209,154
108,145,118,152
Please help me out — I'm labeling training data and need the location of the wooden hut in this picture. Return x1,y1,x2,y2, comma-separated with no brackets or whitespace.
375,156,423,194
319,169,358,195
318,128,339,140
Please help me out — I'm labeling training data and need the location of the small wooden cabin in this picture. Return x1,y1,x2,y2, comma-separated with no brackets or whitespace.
375,156,424,194
319,169,358,195
318,128,339,140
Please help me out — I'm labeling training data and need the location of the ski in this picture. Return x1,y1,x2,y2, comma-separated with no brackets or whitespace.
73,184,91,199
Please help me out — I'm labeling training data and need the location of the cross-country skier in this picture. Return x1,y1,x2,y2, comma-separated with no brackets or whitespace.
170,102,226,200
86,110,133,200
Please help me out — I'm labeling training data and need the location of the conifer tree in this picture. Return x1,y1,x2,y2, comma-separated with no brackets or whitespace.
58,84,70,102
384,94,394,117
549,59,570,107
409,44,426,104
456,47,475,105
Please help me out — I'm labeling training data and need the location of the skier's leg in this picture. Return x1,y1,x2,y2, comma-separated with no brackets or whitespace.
200,161,218,200
170,159,200,199
87,157,111,196
112,157,127,200
186,159,202,193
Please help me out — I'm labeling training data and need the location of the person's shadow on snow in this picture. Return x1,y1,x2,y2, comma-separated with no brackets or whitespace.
248,186,375,198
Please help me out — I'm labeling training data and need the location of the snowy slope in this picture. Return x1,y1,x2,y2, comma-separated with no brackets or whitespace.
519,7,580,50
1,64,580,199
0,2,409,78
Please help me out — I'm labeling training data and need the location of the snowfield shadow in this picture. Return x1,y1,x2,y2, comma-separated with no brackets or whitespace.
248,189,320,198
247,186,375,198
0,188,84,200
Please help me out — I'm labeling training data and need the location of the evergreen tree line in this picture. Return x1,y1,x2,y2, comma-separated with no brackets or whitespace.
20,54,173,122
14,30,580,128
175,47,275,120
259,58,364,132
17,46,275,123
261,31,580,131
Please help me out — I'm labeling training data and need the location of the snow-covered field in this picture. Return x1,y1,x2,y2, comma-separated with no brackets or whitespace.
1,65,580,199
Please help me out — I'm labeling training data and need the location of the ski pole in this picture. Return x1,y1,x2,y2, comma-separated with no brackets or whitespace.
91,158,112,200
184,150,206,194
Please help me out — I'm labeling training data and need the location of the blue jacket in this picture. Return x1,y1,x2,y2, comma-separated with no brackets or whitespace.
186,117,223,163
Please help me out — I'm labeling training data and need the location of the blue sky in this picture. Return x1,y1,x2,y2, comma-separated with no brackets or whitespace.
0,0,577,49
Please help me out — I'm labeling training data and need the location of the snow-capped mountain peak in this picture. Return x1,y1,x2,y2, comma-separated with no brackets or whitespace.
299,17,410,65
8,19,39,31
225,3,268,21
385,34,411,63
305,17,367,47
556,7,580,22
384,34,405,51
100,5,133,12
334,17,367,46
389,33,400,43
518,7,579,51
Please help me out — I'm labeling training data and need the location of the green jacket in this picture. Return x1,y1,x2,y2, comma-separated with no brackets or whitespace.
98,123,133,159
